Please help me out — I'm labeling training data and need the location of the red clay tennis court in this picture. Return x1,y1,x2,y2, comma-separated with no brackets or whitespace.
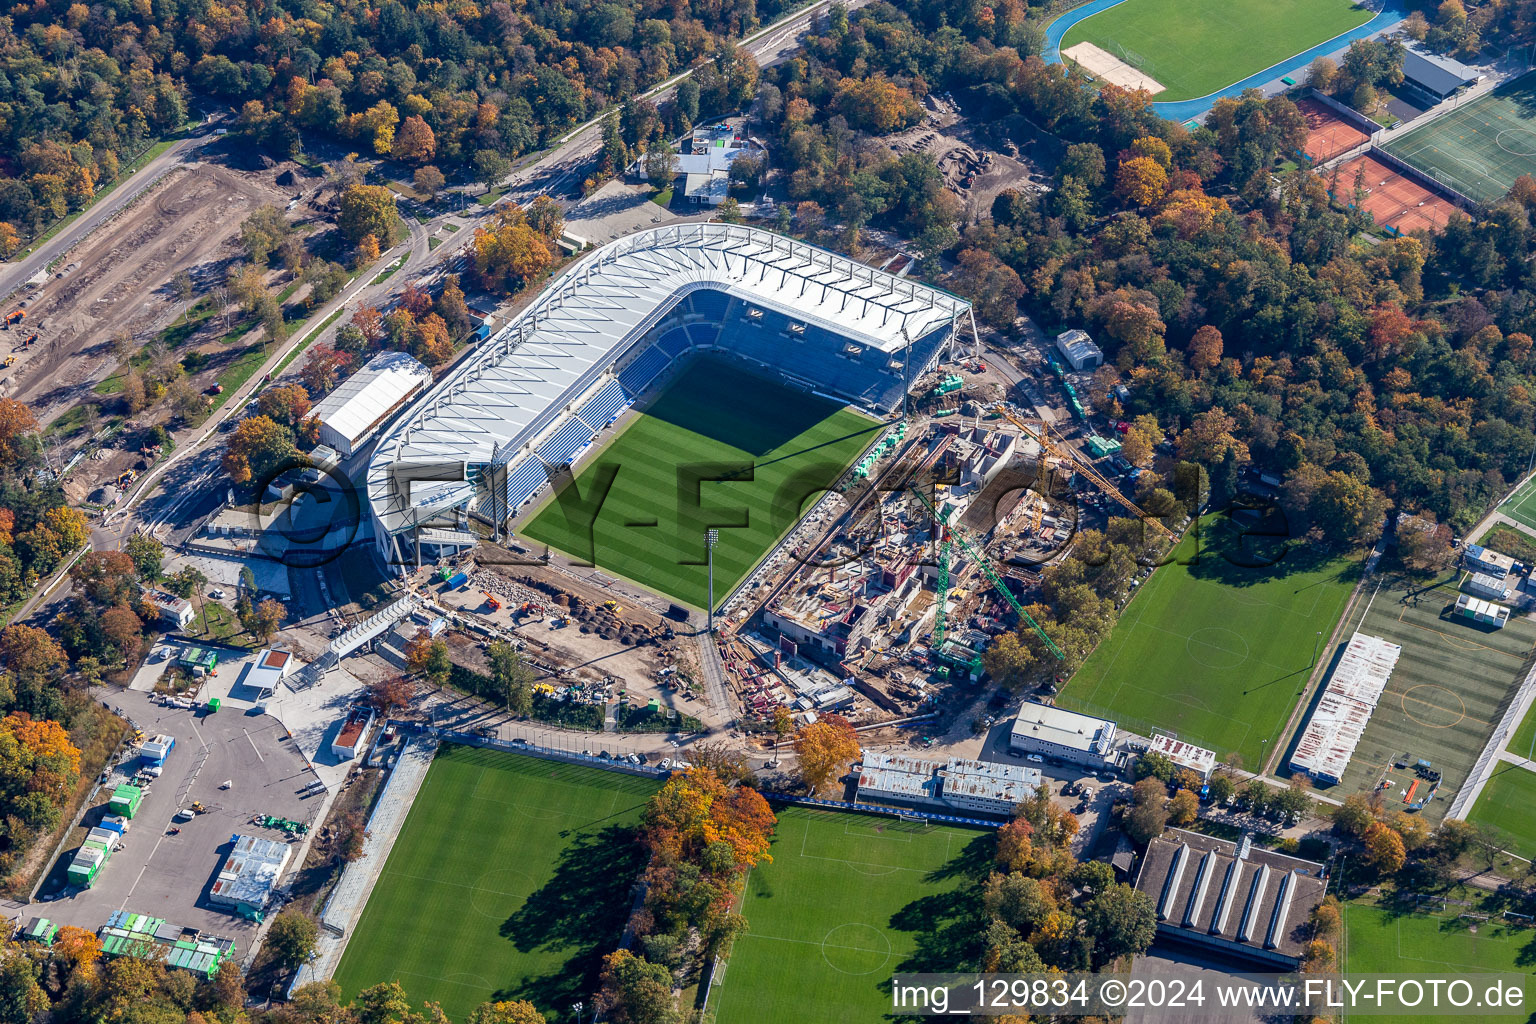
1330,154,1463,235
1299,98,1370,163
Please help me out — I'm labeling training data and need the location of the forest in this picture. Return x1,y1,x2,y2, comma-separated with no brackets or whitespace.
0,0,771,242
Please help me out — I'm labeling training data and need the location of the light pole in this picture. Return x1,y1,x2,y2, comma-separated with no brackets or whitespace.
706,528,719,633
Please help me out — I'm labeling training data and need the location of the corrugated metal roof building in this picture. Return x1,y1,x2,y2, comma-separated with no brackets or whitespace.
209,834,292,919
1290,633,1399,783
312,350,432,458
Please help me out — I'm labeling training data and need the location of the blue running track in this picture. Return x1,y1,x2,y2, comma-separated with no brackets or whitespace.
1043,0,1405,122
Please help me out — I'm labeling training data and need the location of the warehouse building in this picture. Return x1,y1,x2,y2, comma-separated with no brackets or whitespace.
1010,702,1118,769
1055,329,1103,370
209,834,292,920
1290,633,1400,783
856,752,1042,817
1455,593,1511,629
1133,829,1328,968
312,351,433,459
1463,543,1516,578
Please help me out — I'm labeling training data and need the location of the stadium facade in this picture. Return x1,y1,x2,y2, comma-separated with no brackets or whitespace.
366,223,973,569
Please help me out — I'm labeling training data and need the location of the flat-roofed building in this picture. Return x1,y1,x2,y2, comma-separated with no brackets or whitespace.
1149,734,1217,782
1455,593,1511,629
208,834,292,919
1464,572,1512,602
1010,702,1117,768
856,752,1042,817
1133,828,1327,968
331,706,376,760
1463,543,1516,578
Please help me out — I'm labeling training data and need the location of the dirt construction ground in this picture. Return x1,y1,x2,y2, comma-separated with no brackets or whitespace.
5,163,292,428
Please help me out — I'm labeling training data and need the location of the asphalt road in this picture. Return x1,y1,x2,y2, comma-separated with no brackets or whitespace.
0,127,218,304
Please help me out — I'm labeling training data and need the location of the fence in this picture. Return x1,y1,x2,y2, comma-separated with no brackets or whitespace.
1370,143,1483,215
1446,648,1536,819
1307,89,1385,140
755,790,1008,830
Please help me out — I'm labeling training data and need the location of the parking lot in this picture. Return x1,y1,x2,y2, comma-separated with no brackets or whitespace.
30,688,326,955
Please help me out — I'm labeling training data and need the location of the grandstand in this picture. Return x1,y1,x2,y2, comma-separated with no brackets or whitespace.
366,224,970,569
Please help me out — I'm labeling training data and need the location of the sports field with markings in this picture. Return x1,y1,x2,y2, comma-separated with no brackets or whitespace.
1384,73,1536,203
334,746,658,1020
1060,512,1359,767
709,806,993,1024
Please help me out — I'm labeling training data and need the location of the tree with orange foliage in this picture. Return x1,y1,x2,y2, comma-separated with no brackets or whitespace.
793,713,860,792
399,282,433,317
391,115,437,163
0,222,18,257
1114,155,1168,207
1187,325,1223,373
352,305,386,346
1362,821,1406,875
472,209,554,294
411,313,453,365
51,925,102,978
0,624,66,683
643,768,776,872
0,398,39,468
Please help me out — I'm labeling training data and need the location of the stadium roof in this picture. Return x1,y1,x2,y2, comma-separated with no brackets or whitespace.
367,224,970,535
1402,46,1477,98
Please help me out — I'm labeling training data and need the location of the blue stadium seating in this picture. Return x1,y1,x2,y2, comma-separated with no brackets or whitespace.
504,457,549,509
538,417,597,466
658,329,691,358
688,290,729,320
578,380,626,427
686,323,720,347
618,345,669,394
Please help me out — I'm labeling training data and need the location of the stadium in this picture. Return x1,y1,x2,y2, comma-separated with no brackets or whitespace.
365,224,971,606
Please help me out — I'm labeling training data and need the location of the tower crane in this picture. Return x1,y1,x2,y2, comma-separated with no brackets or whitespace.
995,407,1177,542
909,486,1064,663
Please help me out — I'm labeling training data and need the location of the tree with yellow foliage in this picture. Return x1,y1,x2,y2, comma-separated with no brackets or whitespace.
792,713,860,792
1114,155,1168,207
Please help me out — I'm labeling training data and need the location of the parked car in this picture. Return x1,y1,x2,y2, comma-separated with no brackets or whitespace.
1026,754,1044,764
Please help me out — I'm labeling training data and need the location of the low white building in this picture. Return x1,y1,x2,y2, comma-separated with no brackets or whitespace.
311,351,433,458
856,752,1041,817
1464,572,1512,602
245,649,294,697
1055,329,1103,370
209,834,292,920
1148,734,1217,782
1463,543,1516,579
144,591,195,630
1455,593,1511,629
1010,702,1117,768
331,706,376,760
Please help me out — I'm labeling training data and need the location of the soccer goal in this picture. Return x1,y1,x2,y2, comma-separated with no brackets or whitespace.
897,812,929,827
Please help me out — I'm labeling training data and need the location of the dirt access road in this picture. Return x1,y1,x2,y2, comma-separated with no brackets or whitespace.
6,163,291,429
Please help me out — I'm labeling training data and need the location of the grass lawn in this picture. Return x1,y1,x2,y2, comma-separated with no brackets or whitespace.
652,186,674,207
372,256,405,285
520,356,880,609
1059,512,1359,767
1506,701,1536,760
1467,765,1536,858
1482,523,1536,565
710,806,992,1024
186,602,246,645
333,746,658,1021
1497,471,1536,534
1059,0,1372,102
1343,891,1535,1023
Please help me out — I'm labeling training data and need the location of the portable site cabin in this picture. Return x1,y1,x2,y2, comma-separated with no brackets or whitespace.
140,734,174,765
99,910,236,979
67,846,107,887
109,784,143,819
21,918,57,945
1455,593,1511,628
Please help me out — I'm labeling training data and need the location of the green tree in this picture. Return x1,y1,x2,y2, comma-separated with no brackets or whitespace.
124,535,164,582
488,640,534,715
1080,883,1157,968
337,184,400,247
263,910,317,972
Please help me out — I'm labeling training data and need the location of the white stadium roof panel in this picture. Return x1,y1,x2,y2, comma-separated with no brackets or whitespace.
367,224,969,536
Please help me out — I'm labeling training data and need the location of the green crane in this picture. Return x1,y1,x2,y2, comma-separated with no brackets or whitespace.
910,487,1065,662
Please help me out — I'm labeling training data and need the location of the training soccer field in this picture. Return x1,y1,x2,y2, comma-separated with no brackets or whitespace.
1059,514,1359,768
1058,0,1373,102
1496,470,1536,534
1468,766,1536,860
1343,894,1533,1024
1384,73,1536,204
520,356,881,609
709,806,993,1024
333,746,658,1021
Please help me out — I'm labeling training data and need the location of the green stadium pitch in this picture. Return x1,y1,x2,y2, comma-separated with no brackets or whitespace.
519,356,882,610
1059,0,1372,102
1495,470,1536,534
708,806,994,1024
332,746,659,1021
1059,513,1359,769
